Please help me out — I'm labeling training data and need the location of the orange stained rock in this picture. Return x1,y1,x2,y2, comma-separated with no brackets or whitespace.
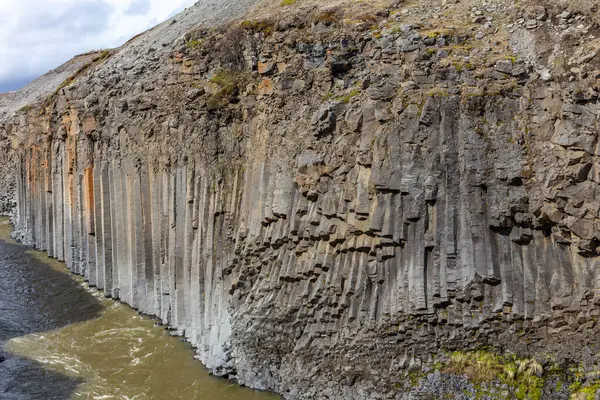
84,167,95,235
257,61,271,75
257,78,273,96
67,107,80,137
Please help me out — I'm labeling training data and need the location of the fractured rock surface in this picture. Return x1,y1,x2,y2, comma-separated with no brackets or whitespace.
1,0,600,398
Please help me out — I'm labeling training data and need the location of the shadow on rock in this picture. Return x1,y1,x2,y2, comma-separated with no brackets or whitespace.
0,236,104,399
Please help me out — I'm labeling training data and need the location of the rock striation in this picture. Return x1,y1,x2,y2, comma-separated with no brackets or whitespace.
0,132,15,215
2,0,600,398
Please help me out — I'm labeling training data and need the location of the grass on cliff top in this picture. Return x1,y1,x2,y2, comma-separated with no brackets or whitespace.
19,49,113,113
443,350,544,400
55,50,112,93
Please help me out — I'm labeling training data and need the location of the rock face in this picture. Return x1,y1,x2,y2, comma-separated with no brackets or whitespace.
0,132,15,216
2,0,600,398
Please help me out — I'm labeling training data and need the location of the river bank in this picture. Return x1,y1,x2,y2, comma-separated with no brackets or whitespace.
0,217,279,400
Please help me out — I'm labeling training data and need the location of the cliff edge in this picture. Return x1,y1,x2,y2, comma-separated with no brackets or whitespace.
1,0,600,398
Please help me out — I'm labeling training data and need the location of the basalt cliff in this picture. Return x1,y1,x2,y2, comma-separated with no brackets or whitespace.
2,0,600,398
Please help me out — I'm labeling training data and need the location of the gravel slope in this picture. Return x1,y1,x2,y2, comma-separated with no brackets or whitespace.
0,0,264,118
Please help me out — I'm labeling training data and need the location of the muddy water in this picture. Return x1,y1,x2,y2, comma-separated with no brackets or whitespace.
0,218,279,400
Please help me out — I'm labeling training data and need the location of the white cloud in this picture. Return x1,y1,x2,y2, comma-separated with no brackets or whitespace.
0,0,196,92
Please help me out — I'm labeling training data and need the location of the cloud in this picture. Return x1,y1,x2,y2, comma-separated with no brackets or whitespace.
15,1,113,34
125,0,151,16
0,0,197,92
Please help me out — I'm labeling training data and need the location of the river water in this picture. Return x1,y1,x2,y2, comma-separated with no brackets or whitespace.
0,217,279,400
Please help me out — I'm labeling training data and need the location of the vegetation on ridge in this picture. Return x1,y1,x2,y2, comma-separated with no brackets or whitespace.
207,70,250,110
46,49,113,107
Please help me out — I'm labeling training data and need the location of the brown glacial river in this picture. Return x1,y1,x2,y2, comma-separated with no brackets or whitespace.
0,217,279,400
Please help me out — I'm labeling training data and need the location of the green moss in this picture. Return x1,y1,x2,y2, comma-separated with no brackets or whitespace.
581,382,600,399
210,70,239,96
57,76,77,90
443,351,544,400
207,95,225,110
280,0,297,5
19,104,34,113
322,92,334,102
186,39,203,48
420,28,453,39
206,69,249,109
337,89,361,103
241,19,275,35
408,369,425,387
570,379,600,399
452,62,463,72
92,50,110,62
428,87,449,97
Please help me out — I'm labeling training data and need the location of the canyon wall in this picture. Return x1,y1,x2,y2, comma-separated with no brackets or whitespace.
2,0,600,398
0,133,15,215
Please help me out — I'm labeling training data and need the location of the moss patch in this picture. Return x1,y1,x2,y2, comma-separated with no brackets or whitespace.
442,350,544,400
186,39,204,48
570,372,600,400
206,69,249,109
241,19,275,36
337,89,361,103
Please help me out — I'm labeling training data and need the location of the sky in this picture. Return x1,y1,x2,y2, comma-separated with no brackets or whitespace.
0,0,197,93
